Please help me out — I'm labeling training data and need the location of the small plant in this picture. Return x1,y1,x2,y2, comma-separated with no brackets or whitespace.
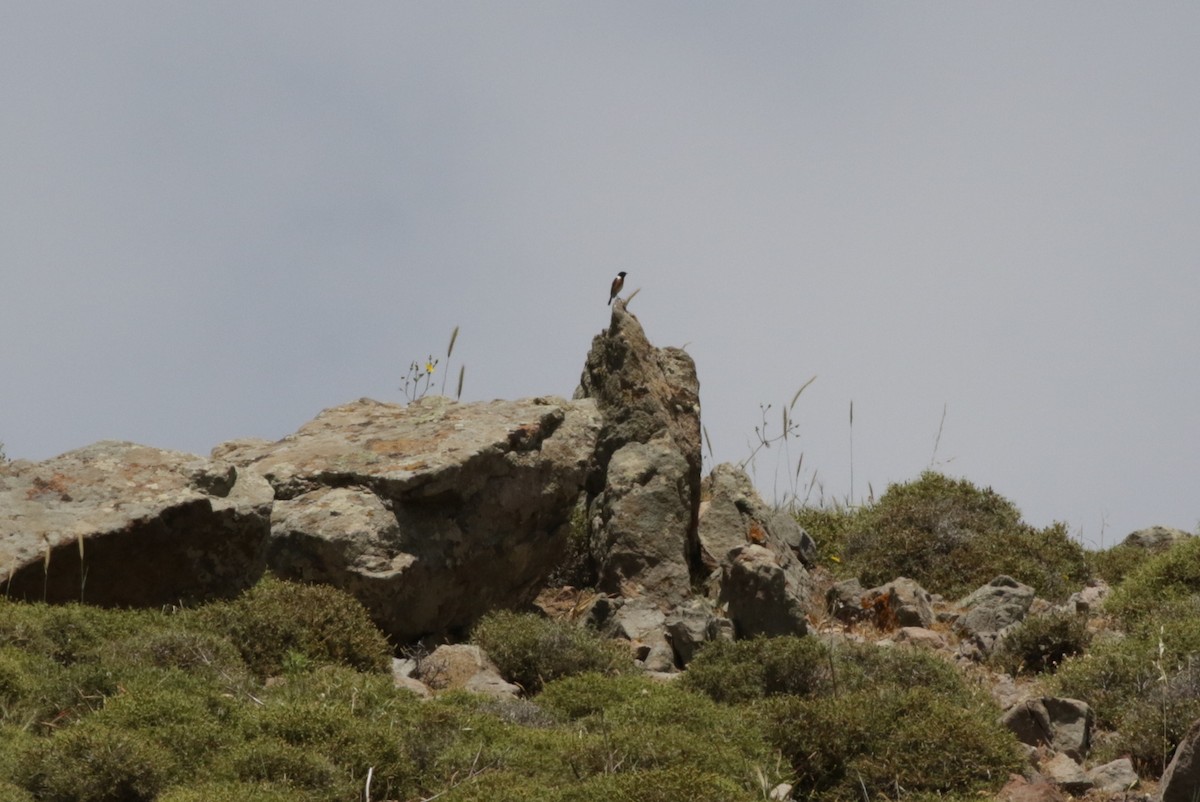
990,611,1091,675
401,326,465,404
470,611,630,694
739,376,817,510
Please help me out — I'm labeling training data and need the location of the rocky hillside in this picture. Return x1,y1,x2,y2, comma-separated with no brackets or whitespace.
1,300,1197,801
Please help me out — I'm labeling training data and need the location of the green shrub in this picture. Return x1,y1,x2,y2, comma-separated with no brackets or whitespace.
836,472,1089,601
990,612,1091,675
683,635,967,704
157,783,321,802
793,504,859,570
0,599,151,664
471,611,630,693
196,575,391,679
1087,543,1154,585
539,672,663,719
1104,537,1200,625
18,725,172,802
761,686,1021,801
560,768,760,802
1109,668,1200,778
681,636,832,703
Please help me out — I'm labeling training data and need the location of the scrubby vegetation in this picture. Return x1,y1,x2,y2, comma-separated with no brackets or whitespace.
0,470,1196,799
1051,536,1200,776
989,611,1092,676
797,471,1090,601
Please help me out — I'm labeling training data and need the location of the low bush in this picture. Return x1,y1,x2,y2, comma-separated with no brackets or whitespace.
18,725,173,802
683,635,968,704
990,612,1091,675
471,611,630,693
1104,537,1200,626
833,472,1090,601
681,636,832,703
761,686,1022,801
195,575,391,679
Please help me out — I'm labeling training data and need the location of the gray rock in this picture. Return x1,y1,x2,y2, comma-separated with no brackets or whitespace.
1122,525,1191,552
664,598,733,666
234,395,600,643
956,575,1035,640
575,303,703,608
1000,697,1093,760
590,441,694,603
1085,757,1137,792
1160,716,1200,802
1062,579,1110,615
697,463,816,573
1041,752,1091,794
827,578,867,624
861,577,934,630
893,626,945,650
0,441,271,606
415,644,521,698
594,596,674,672
718,544,810,638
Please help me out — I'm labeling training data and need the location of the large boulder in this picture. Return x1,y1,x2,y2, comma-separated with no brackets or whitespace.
718,544,809,638
0,442,271,605
1000,697,1093,761
222,395,601,643
575,302,702,606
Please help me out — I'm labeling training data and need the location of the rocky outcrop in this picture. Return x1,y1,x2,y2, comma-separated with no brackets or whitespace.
575,301,703,606
1122,525,1191,553
228,395,601,643
0,442,271,605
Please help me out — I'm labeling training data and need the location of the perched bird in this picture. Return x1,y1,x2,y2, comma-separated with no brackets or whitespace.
608,271,627,305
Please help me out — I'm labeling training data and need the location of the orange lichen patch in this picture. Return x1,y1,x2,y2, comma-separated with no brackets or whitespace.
747,521,768,545
26,473,72,502
366,438,433,455
507,423,542,449
862,592,899,632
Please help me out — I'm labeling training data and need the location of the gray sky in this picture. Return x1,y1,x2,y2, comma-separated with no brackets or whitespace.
3,4,1197,549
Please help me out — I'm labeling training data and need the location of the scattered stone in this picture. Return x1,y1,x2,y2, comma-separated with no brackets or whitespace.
1062,579,1110,615
997,774,1066,802
1039,752,1092,795
1085,757,1138,792
827,578,867,624
893,626,945,650
414,644,520,698
663,598,733,667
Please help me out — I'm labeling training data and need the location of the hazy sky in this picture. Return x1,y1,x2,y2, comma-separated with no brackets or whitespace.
3,4,1197,548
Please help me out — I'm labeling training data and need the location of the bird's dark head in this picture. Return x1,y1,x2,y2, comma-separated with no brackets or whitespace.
617,271,627,278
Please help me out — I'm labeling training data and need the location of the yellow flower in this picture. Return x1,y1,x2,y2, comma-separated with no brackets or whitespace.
425,361,436,374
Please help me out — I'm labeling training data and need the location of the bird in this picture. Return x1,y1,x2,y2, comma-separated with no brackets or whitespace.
608,271,627,305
